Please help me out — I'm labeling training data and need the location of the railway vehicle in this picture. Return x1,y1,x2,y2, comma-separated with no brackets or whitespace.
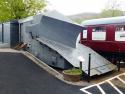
81,16,125,64
0,12,117,76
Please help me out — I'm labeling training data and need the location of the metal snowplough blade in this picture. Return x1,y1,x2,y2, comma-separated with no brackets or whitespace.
25,15,116,76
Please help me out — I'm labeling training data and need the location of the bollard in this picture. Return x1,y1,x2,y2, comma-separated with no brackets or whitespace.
79,61,82,70
118,49,121,72
88,53,91,82
78,56,84,69
118,61,120,72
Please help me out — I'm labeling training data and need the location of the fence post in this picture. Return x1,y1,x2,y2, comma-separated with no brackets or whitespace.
88,53,91,82
118,49,121,71
79,61,82,70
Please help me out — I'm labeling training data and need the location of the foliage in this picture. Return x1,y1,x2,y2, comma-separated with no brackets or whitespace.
99,9,124,18
63,68,82,75
72,0,124,24
0,0,46,22
72,18,83,24
99,0,124,18
71,15,100,24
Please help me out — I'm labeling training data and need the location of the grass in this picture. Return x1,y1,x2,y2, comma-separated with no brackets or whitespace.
63,68,82,75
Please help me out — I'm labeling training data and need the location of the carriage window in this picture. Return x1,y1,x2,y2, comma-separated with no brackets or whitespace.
116,26,125,31
115,26,125,41
92,27,106,40
93,27,106,32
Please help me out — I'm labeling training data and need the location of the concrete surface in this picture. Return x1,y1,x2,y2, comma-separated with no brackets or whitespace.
0,48,124,94
80,72,125,94
22,50,91,86
0,52,84,94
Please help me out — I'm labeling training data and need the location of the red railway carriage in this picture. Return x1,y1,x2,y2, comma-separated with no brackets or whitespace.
81,16,125,62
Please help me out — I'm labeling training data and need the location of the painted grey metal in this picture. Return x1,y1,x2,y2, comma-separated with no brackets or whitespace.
25,39,72,69
36,37,116,76
2,23,4,43
10,21,19,47
19,14,80,69
3,22,10,47
26,15,84,48
0,21,19,48
33,14,43,24
36,41,73,69
19,21,33,43
0,22,11,48
19,14,116,76
0,24,2,42
19,14,74,69
81,16,125,26
44,10,74,23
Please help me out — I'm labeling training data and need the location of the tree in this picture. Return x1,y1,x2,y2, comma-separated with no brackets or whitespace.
0,0,46,22
100,9,123,17
70,0,124,24
99,0,124,17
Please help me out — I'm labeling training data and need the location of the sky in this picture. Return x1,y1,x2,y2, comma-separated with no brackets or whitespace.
47,0,125,15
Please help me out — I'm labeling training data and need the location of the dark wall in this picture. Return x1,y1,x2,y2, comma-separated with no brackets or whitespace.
10,21,19,47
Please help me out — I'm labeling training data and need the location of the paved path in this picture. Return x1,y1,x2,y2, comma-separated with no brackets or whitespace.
80,73,125,94
0,52,84,94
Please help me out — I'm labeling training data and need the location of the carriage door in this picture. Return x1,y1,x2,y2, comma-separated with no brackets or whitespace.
78,28,87,44
115,25,125,41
